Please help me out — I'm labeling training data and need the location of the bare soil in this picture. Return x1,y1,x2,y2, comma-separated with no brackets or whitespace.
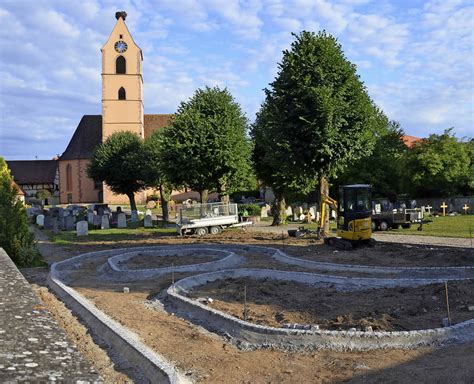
27,228,474,383
283,241,474,267
118,250,220,270
188,278,474,331
76,287,474,384
31,285,133,383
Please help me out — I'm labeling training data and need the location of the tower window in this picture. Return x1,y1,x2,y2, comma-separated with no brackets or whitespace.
118,87,126,100
66,164,72,191
116,56,126,74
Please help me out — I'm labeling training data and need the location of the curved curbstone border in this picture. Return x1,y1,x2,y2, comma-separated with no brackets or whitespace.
107,247,244,278
166,268,474,351
48,254,190,384
268,247,474,279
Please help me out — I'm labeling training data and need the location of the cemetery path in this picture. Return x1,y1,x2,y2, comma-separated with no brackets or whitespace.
248,221,472,248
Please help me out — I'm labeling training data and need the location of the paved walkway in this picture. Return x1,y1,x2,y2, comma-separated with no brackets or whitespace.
247,221,473,248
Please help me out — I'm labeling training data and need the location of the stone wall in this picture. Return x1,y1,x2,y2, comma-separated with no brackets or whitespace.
0,248,100,382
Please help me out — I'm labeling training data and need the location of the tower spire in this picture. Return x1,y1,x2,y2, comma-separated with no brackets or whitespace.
115,10,127,20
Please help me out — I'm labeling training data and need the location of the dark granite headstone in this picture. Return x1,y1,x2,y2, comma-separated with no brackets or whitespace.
65,216,75,231
43,216,54,230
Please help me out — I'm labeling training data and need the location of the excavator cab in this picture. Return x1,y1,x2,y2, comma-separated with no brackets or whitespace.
336,184,372,242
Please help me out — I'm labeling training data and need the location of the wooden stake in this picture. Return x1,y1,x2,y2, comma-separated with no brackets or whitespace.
171,262,175,286
243,285,248,321
445,281,451,325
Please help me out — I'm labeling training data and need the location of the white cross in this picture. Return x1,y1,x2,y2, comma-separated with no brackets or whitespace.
440,202,448,216
463,204,470,214
425,205,432,214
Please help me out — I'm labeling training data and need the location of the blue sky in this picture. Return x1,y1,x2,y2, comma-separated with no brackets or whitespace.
0,0,473,160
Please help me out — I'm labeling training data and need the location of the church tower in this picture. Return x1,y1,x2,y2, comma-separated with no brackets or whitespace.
101,11,144,139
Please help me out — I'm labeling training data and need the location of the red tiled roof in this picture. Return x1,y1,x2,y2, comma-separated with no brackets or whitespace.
144,114,173,138
402,135,423,148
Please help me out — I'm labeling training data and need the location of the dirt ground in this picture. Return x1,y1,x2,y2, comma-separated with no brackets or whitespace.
283,241,474,267
118,250,220,270
188,277,474,331
25,227,474,383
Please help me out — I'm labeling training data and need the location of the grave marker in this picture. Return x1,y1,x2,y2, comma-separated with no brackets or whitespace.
117,213,127,228
36,214,45,227
463,204,470,214
101,215,110,229
144,214,153,228
76,221,88,236
440,202,448,216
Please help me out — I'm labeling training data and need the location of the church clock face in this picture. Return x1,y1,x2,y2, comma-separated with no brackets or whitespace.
114,40,128,53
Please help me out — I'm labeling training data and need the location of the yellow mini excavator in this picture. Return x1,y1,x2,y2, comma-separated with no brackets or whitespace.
318,184,374,250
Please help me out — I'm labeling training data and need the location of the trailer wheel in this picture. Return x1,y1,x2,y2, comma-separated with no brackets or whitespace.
379,221,389,231
195,227,208,236
371,221,377,231
209,226,221,235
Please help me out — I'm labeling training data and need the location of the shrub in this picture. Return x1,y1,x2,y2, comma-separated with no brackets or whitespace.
0,157,43,266
238,204,261,217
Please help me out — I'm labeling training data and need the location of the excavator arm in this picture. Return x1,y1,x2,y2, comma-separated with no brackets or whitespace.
317,195,338,238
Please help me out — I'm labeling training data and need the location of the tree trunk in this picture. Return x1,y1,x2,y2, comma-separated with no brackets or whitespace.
200,189,209,204
320,175,330,235
271,193,286,226
159,184,170,222
127,192,137,212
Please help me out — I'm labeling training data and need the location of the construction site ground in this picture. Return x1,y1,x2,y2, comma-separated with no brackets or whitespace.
22,228,474,383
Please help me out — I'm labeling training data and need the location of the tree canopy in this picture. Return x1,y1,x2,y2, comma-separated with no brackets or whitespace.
335,120,408,198
143,130,173,221
87,131,146,211
406,129,473,197
0,157,41,266
252,31,385,224
160,86,253,203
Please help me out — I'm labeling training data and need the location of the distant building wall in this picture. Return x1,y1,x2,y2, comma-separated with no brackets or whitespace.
58,159,101,204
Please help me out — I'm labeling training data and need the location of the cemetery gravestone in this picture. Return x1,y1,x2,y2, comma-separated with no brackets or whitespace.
285,206,293,216
87,211,94,224
145,209,152,216
52,217,59,234
65,216,75,231
144,214,153,228
101,215,110,230
93,215,101,227
260,206,268,218
76,221,88,236
36,214,45,227
117,213,127,228
131,210,138,222
43,216,54,230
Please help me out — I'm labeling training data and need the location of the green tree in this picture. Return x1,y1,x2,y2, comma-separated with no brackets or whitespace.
143,130,173,222
252,31,384,225
406,128,473,197
87,132,146,211
0,157,41,266
160,86,253,203
335,120,408,198
251,101,291,225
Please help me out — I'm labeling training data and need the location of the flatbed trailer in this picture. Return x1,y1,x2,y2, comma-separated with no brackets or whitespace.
372,208,424,231
176,202,252,236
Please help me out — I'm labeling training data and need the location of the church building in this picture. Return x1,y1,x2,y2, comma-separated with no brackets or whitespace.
58,11,172,205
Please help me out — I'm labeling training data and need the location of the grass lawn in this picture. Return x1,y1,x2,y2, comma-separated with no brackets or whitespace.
270,215,473,238
387,215,474,238
50,226,177,245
